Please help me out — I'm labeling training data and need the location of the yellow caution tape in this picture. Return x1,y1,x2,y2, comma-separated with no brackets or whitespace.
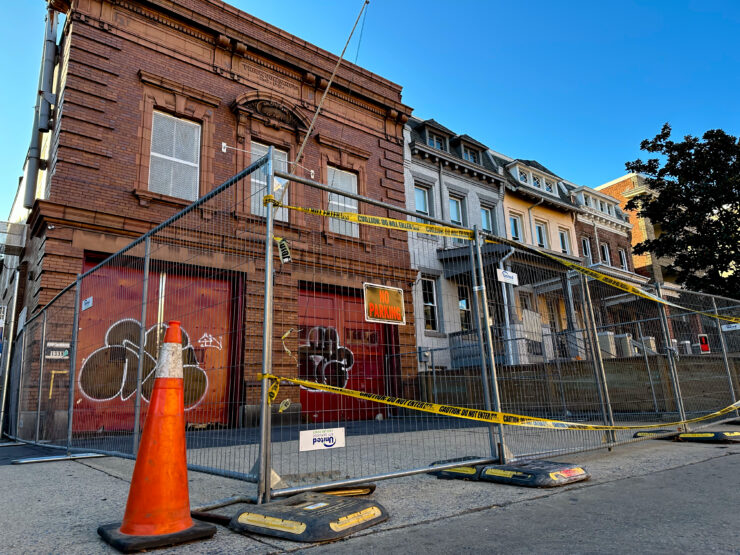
262,194,740,324
260,373,740,431
264,195,474,240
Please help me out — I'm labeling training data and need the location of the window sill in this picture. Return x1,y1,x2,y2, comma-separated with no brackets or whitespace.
424,330,447,339
133,188,194,208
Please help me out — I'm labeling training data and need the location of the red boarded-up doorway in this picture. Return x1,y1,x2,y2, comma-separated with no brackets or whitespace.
298,287,393,423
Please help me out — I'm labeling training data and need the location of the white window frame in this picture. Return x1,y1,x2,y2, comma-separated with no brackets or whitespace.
428,131,446,151
600,242,611,266
421,277,439,331
544,179,554,193
534,220,549,249
558,229,571,254
480,206,494,233
510,213,524,242
414,184,432,222
581,237,592,264
251,141,289,222
518,169,529,184
457,284,472,332
327,166,359,238
532,174,541,189
449,195,467,245
462,145,478,164
148,110,201,201
618,248,628,271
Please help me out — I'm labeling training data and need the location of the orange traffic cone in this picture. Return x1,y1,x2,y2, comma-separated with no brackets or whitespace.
98,321,216,552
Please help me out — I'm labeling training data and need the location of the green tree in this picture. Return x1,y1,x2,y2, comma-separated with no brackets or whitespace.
625,124,739,297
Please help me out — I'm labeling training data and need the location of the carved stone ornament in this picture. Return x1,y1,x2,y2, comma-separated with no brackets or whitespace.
242,99,305,130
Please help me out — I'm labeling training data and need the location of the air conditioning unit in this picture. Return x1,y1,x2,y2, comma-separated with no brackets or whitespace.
614,333,635,357
598,331,616,359
639,336,657,353
678,340,692,355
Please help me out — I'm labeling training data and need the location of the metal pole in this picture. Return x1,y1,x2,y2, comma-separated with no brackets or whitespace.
637,320,659,414
0,268,21,436
35,311,47,442
654,283,687,430
66,276,82,455
132,236,151,455
430,349,437,404
473,228,508,463
258,148,275,504
468,241,498,460
581,275,616,442
16,320,29,438
712,297,737,413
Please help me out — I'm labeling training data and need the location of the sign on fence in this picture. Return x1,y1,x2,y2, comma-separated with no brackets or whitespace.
45,341,71,360
496,268,519,285
721,323,740,332
299,428,346,452
363,283,405,325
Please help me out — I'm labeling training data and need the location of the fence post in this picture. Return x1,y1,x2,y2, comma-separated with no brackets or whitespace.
473,228,508,463
132,236,151,455
654,283,687,430
66,275,82,455
636,320,659,414
468,239,498,461
712,297,737,412
35,310,48,442
15,320,29,438
580,274,616,442
258,148,275,504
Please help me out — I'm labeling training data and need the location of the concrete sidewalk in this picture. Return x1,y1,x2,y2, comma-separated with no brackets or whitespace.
1,428,738,554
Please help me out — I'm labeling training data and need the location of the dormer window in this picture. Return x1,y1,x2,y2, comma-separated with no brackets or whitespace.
532,175,541,188
519,169,528,184
544,180,554,192
599,200,606,212
584,195,592,207
427,131,446,151
462,145,479,164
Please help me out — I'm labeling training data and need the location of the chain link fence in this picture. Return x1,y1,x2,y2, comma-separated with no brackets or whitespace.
2,149,738,499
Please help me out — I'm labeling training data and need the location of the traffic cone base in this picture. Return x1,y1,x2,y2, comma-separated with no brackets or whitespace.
98,521,216,554
98,321,216,552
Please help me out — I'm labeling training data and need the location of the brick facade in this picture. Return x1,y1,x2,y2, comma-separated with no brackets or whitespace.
574,219,633,272
16,0,417,427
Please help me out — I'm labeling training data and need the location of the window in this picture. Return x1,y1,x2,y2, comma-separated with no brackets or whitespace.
251,142,289,221
584,195,592,207
414,185,432,222
427,131,446,151
600,243,611,265
480,207,493,233
462,146,479,164
148,111,201,201
449,196,465,226
599,200,607,212
449,196,467,244
544,179,554,193
421,277,439,331
581,237,592,264
618,248,628,271
518,169,528,184
327,166,359,237
458,285,472,331
532,175,541,189
534,221,549,249
519,291,534,312
509,214,523,241
558,229,571,254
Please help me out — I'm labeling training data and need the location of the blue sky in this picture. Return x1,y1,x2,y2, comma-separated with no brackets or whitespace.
2,0,740,218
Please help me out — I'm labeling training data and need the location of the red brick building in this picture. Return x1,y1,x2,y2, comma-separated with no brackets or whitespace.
5,0,415,431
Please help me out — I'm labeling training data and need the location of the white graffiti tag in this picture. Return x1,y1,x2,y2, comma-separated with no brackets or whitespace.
197,333,223,350
77,319,208,409
298,326,355,389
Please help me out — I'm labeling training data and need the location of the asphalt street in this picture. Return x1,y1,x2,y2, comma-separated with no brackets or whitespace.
1,431,739,554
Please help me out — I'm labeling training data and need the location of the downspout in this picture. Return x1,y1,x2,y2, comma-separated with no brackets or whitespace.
24,7,58,209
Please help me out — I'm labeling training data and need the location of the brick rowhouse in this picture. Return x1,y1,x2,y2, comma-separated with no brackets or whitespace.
18,0,415,430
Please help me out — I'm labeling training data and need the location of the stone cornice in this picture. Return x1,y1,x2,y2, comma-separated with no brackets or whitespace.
409,141,504,185
138,70,221,107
